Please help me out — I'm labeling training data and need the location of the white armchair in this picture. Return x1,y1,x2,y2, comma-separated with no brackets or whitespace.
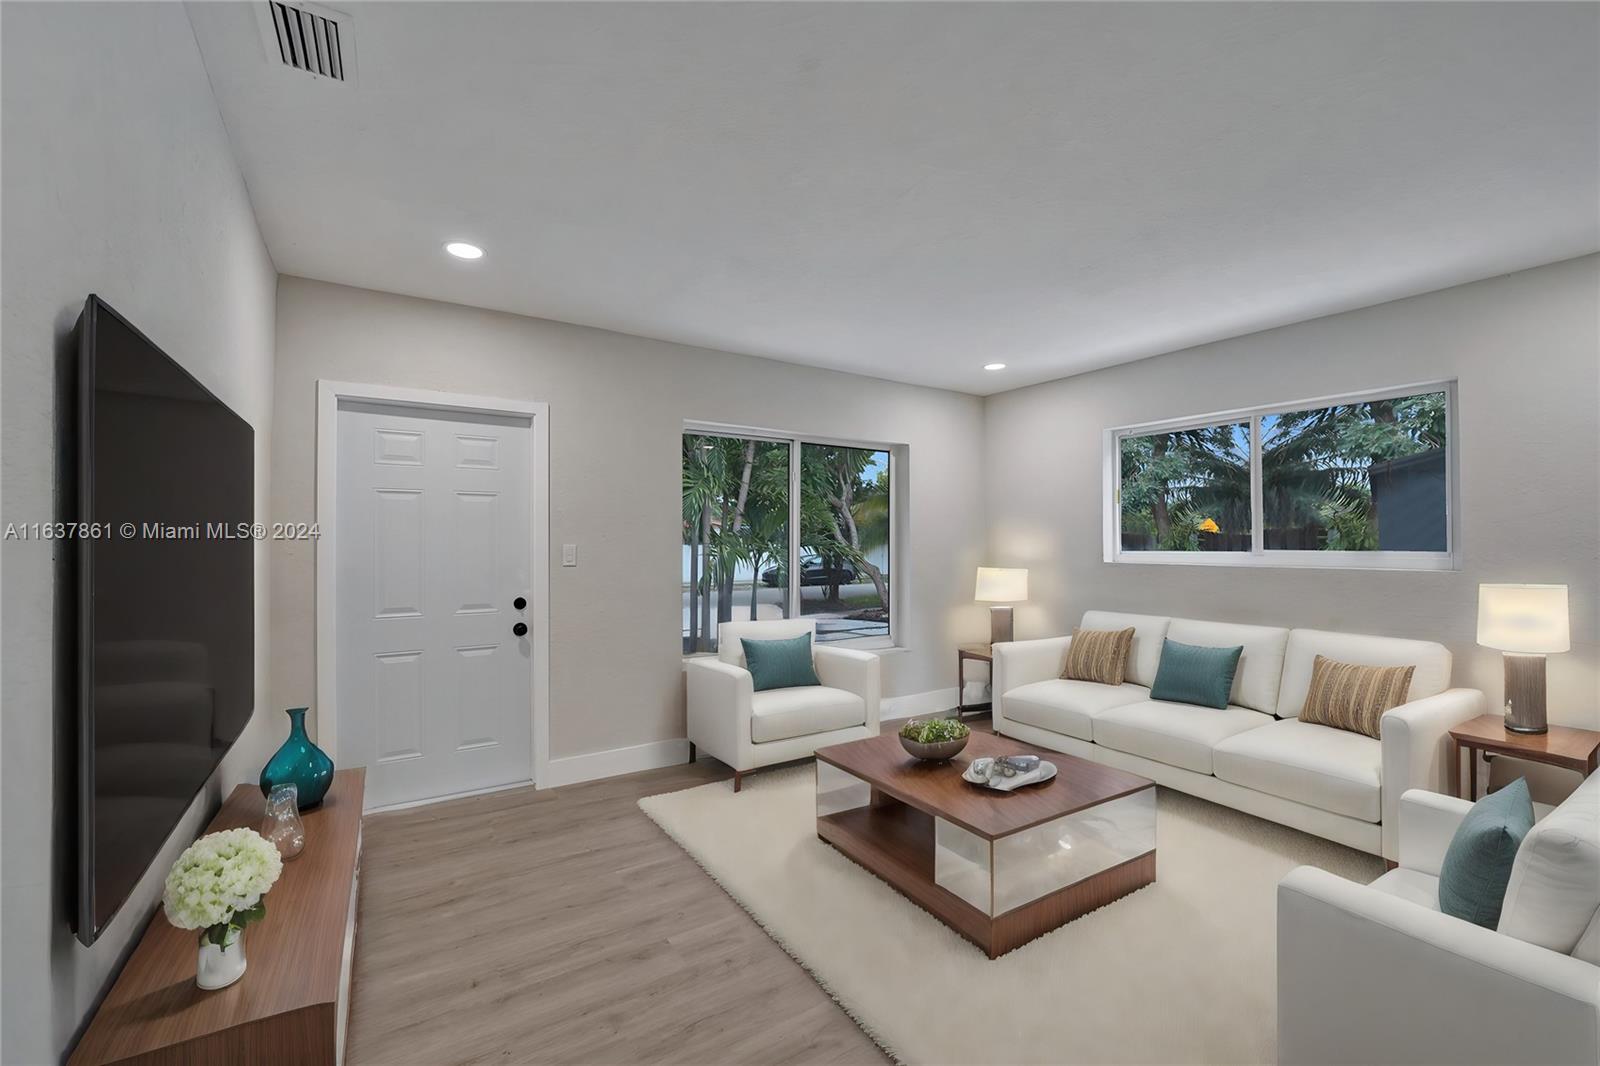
686,619,880,791
1278,777,1600,1065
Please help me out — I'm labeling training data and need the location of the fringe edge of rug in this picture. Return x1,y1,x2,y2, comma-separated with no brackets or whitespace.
637,782,911,1066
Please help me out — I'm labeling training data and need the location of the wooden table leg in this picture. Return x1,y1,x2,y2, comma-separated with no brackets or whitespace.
1467,744,1477,801
956,656,967,715
1448,739,1460,799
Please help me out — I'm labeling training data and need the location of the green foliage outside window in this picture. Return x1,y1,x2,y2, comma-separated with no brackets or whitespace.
683,435,891,652
1119,391,1448,553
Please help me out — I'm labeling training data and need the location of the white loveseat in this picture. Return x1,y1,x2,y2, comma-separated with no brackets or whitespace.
686,619,880,791
1278,775,1600,1065
992,610,1484,860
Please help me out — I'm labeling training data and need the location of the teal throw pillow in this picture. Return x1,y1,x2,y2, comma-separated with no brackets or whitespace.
1149,639,1244,709
741,633,821,692
1439,777,1535,928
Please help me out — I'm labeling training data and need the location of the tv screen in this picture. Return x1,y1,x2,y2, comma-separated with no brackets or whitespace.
76,296,254,945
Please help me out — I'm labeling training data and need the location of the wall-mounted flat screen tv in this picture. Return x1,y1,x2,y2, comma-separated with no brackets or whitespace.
75,295,254,945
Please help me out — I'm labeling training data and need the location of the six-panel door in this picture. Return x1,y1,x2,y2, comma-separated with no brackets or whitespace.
336,401,533,808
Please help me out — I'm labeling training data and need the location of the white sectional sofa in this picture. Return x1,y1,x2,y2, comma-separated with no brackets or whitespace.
992,610,1485,860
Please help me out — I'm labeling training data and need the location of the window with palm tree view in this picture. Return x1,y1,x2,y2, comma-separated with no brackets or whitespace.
683,433,892,653
1116,387,1451,563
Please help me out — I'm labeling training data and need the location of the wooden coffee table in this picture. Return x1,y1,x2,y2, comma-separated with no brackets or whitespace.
815,731,1156,958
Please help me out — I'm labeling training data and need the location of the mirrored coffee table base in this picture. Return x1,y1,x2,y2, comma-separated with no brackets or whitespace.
815,733,1156,959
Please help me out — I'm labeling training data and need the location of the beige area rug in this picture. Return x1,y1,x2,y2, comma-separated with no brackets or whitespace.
639,764,1383,1065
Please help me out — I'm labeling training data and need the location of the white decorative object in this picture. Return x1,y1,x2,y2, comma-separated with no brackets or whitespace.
162,827,283,990
196,929,249,991
961,758,1058,791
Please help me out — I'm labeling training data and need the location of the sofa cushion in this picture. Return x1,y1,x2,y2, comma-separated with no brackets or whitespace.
749,685,864,743
1092,699,1271,775
717,618,816,668
1297,656,1415,739
1497,770,1600,957
741,632,822,691
1369,867,1441,911
1062,626,1135,686
1080,611,1171,686
1277,629,1450,719
1166,618,1291,714
1150,639,1243,709
1212,718,1382,822
1440,778,1535,929
1003,679,1150,741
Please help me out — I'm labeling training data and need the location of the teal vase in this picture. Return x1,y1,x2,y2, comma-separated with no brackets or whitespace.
260,707,335,810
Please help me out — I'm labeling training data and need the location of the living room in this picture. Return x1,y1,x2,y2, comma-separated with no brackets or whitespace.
2,2,1597,1065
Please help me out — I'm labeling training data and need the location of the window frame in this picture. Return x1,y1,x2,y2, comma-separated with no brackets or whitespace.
683,420,903,653
1103,381,1458,571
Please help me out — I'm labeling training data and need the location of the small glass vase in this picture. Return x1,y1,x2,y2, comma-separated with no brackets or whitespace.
262,783,306,859
196,928,247,990
260,707,335,810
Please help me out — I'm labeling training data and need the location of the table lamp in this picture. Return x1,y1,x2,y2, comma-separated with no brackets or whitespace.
975,567,1028,644
1477,583,1569,734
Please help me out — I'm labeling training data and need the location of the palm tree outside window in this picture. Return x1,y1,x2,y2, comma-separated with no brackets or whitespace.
683,432,894,653
1113,385,1453,567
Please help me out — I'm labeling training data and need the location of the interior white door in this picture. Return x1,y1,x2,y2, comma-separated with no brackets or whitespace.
336,401,533,808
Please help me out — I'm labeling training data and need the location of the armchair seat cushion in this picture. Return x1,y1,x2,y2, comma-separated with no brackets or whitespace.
1003,679,1149,741
1369,867,1441,911
1093,700,1271,775
750,685,865,744
1213,718,1382,822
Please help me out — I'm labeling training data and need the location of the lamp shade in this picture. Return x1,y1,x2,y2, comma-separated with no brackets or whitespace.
1477,584,1570,653
975,567,1028,603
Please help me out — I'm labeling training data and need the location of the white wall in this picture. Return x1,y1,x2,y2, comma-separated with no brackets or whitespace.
984,255,1600,727
271,277,989,762
0,5,278,1062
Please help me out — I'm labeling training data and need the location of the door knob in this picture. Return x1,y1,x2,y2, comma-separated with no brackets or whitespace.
512,622,528,637
513,596,527,611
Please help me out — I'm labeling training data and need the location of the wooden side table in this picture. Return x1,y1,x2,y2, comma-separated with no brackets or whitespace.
956,643,993,716
1447,714,1600,801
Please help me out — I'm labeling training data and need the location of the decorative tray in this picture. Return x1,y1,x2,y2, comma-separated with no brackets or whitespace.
961,758,1058,792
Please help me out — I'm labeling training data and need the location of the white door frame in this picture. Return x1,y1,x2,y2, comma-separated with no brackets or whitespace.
316,380,552,789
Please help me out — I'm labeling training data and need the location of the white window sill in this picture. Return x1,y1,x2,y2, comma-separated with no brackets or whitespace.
1108,551,1458,573
681,641,907,667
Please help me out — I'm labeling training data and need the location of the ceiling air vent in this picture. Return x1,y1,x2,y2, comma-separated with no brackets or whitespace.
259,1,355,84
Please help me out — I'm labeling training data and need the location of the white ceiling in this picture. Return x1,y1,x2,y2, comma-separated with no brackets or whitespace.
188,2,1600,396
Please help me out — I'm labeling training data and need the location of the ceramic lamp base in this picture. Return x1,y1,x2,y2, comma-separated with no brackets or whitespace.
1503,653,1548,734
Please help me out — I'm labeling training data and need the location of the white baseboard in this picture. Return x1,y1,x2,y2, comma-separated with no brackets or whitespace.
541,689,960,791
881,687,960,721
542,737,691,789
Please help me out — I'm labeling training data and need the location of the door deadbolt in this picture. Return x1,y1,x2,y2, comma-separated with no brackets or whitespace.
513,596,527,611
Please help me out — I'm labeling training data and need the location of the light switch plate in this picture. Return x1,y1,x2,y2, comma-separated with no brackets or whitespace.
562,543,577,567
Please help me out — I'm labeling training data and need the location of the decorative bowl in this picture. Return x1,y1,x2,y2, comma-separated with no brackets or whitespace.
899,734,970,762
897,718,972,762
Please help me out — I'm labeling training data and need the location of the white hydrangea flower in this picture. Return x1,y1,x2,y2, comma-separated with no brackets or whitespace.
162,827,283,932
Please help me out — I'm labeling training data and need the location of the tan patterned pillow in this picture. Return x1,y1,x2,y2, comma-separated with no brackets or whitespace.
1299,655,1415,739
1061,627,1135,686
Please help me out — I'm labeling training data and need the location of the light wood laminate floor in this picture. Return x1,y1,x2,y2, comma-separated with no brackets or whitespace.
346,755,892,1065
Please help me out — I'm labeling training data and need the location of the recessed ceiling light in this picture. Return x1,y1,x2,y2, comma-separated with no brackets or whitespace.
444,241,484,260
984,362,1007,371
